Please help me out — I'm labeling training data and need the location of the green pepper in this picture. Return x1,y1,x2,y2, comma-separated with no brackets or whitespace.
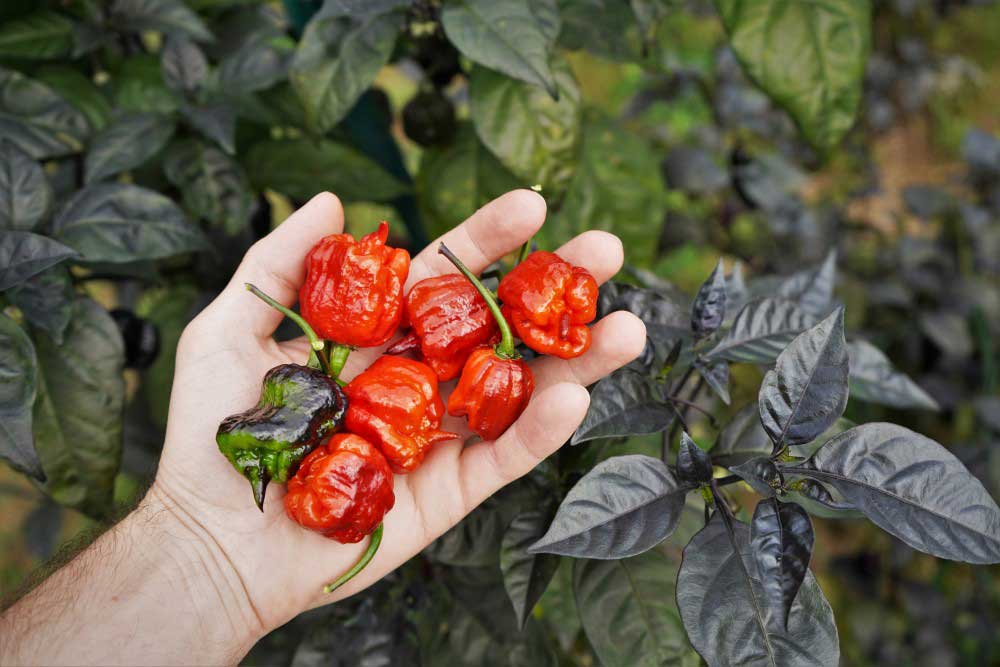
216,363,347,510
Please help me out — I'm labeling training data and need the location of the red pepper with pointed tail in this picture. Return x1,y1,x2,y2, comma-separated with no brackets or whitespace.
438,244,534,441
498,251,598,359
344,355,458,472
299,221,410,347
386,274,500,381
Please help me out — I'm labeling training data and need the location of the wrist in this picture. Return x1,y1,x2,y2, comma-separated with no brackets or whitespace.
140,484,267,662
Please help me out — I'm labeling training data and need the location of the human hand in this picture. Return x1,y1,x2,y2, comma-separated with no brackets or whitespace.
150,189,646,639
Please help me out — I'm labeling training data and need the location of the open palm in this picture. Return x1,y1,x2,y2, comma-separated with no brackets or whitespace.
151,190,646,635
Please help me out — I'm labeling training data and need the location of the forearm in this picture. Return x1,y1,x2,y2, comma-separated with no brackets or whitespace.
0,486,264,666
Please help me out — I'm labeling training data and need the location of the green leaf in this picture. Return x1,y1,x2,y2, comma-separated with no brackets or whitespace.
416,124,522,239
180,102,236,154
113,55,179,114
574,550,698,667
34,66,114,132
544,114,666,265
0,10,73,59
110,0,213,42
6,267,75,345
469,58,581,196
0,66,90,159
0,231,77,291
442,0,560,95
164,139,254,235
557,0,643,62
161,36,209,94
0,139,52,231
0,313,44,481
289,0,408,134
135,283,199,428
500,510,561,630
85,112,176,183
51,183,208,263
218,36,290,94
713,0,872,151
246,137,409,203
32,297,124,518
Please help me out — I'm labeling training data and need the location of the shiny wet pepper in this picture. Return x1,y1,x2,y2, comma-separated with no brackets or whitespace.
284,433,395,543
217,364,347,510
498,251,598,359
299,221,410,347
386,274,499,381
345,355,457,472
439,244,535,441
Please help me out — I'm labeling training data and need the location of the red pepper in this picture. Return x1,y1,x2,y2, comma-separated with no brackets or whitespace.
299,221,410,347
344,355,458,473
498,251,598,359
284,433,395,544
386,274,500,381
447,347,534,441
438,244,535,441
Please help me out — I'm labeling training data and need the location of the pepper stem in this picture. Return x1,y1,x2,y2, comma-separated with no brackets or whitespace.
517,238,532,264
245,283,331,374
438,243,517,358
323,523,383,594
328,343,351,380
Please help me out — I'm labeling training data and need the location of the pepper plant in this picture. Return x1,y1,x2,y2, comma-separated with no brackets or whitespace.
1,0,999,664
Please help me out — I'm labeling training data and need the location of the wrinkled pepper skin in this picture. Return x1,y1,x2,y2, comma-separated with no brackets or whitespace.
217,364,347,510
345,356,457,472
498,251,598,359
386,274,500,380
299,221,410,347
284,434,395,543
447,348,534,441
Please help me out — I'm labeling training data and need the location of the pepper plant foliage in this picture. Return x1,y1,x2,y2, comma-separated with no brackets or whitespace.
1,0,999,664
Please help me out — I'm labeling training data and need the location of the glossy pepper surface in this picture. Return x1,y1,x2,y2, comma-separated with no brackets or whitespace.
498,251,598,359
386,274,499,381
447,347,534,441
284,433,395,543
299,221,410,347
217,364,347,510
345,356,457,472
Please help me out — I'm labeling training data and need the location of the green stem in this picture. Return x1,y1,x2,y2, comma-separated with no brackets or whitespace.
323,523,383,594
245,283,331,374
438,243,517,358
517,238,532,264
328,343,351,380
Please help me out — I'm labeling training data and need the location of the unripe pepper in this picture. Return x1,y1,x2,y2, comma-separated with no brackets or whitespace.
217,364,347,510
284,433,395,544
344,356,458,472
439,244,534,441
299,221,410,347
386,274,499,381
498,251,598,359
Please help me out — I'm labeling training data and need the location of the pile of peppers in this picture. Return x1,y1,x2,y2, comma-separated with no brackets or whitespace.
216,221,598,593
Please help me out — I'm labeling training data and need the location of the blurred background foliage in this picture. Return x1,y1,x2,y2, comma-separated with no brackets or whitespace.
1,0,999,665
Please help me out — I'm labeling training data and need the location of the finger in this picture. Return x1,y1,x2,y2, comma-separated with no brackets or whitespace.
406,189,546,287
216,192,345,337
551,230,624,284
458,383,590,510
530,311,647,389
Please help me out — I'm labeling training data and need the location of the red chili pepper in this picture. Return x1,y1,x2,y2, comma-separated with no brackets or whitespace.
447,347,534,441
438,244,534,441
386,274,500,381
344,355,458,473
498,251,598,359
284,433,395,544
299,221,410,347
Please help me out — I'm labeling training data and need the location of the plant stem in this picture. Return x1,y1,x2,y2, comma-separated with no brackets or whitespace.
665,395,718,427
517,238,532,264
439,243,517,358
323,523,383,594
245,283,331,374
328,343,351,380
714,474,742,487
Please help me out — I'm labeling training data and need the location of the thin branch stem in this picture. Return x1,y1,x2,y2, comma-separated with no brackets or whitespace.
439,243,516,358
